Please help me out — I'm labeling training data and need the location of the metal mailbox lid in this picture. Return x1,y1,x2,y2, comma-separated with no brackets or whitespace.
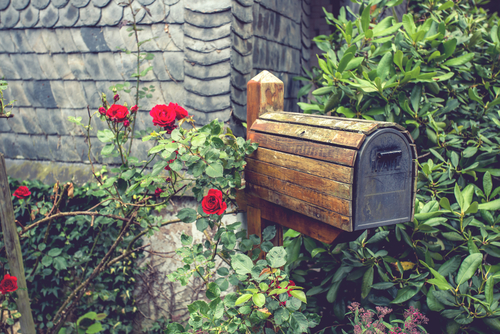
353,128,414,231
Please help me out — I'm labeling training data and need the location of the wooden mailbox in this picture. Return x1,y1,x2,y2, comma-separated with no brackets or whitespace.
238,71,417,244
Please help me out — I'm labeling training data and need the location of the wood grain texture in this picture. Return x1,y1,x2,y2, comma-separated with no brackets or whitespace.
245,170,352,216
246,158,352,200
246,183,352,231
248,131,357,166
249,148,354,184
0,154,36,334
236,190,344,243
251,119,366,149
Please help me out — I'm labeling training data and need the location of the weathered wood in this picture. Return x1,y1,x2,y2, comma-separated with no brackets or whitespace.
0,154,36,334
245,170,352,216
246,71,284,138
248,131,357,166
251,119,366,149
249,148,354,184
237,190,344,244
247,206,262,239
260,112,405,134
246,183,352,231
263,219,283,247
246,158,352,200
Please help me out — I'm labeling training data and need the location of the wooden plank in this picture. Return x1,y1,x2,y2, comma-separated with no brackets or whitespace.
247,206,262,239
251,119,366,149
246,158,352,200
0,154,36,334
249,148,354,184
237,190,345,243
248,131,357,166
245,170,352,216
246,183,352,231
246,71,284,139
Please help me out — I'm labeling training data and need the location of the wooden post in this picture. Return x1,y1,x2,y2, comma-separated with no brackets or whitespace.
0,153,36,334
246,71,285,247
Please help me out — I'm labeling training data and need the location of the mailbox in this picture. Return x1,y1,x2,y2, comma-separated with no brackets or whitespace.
245,112,417,232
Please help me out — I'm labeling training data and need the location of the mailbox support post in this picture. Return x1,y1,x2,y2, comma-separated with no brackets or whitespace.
0,153,36,334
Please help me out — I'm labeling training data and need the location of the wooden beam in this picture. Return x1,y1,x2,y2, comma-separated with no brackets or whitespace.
0,153,36,334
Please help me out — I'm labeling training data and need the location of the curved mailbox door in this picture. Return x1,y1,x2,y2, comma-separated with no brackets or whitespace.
353,128,414,230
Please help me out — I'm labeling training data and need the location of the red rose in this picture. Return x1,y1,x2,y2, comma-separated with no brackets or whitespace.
13,186,31,199
150,104,176,127
202,189,227,215
155,188,164,197
130,105,138,113
123,120,130,127
0,274,17,294
113,94,120,102
106,104,129,122
171,103,188,120
98,107,106,115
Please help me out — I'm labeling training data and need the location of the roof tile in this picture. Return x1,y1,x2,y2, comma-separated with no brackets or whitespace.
38,54,60,79
163,0,179,5
159,81,185,105
0,54,20,78
59,4,80,26
165,0,183,23
1,6,20,28
18,107,44,134
232,1,252,23
184,22,230,41
70,0,90,8
52,0,70,9
98,52,123,80
0,0,10,11
10,29,33,52
40,4,59,27
81,80,101,108
184,61,230,80
188,107,231,123
55,29,80,52
12,54,45,79
32,0,50,10
100,0,123,26
137,0,154,6
68,53,92,79
53,54,76,79
141,0,168,24
184,47,230,66
20,6,40,28
102,25,127,51
123,2,145,23
6,81,30,106
64,81,88,108
185,76,229,96
91,0,110,8
185,0,231,14
185,8,231,28
151,23,182,51
12,0,29,11
82,53,106,80
69,28,90,51
25,29,48,53
41,28,64,52
163,51,184,81
77,2,101,25
184,91,230,111
80,26,111,51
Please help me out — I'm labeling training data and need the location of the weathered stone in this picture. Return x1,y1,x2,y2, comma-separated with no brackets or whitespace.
6,109,28,133
19,7,40,27
185,36,230,53
64,81,88,108
0,30,16,53
81,27,111,51
24,29,47,53
151,23,182,51
0,54,20,79
141,0,168,24
301,28,311,48
55,135,83,162
55,29,79,52
71,0,90,8
231,101,246,121
98,52,123,80
10,30,32,53
36,108,65,134
301,0,310,16
52,54,76,79
0,0,10,11
68,29,88,52
184,61,230,80
163,52,184,81
59,4,80,26
1,6,20,28
165,0,183,23
5,81,30,106
100,0,123,26
32,0,50,10
18,108,44,134
184,91,230,112
113,52,135,79
231,84,246,106
12,0,29,10
31,135,56,160
102,26,126,51
231,49,252,74
256,0,301,23
150,54,169,81
301,43,310,61
254,5,301,49
188,108,231,124
21,80,56,108
68,53,92,79
137,0,154,6
231,15,252,40
13,135,39,160
81,81,101,108
135,26,160,51
163,0,179,4
61,108,87,136
78,2,101,25
230,68,252,90
53,0,70,8
185,8,231,28
122,1,146,24
185,76,229,97
185,0,231,13
13,54,45,80
159,81,185,105
91,0,110,8
0,133,21,159
232,1,253,23
82,53,105,80
40,4,59,27
236,0,253,6
184,47,230,66
184,22,230,41
0,112,11,131
41,29,64,53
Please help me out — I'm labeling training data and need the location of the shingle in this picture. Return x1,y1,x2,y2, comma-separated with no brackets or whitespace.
0,54,20,79
32,135,55,160
12,54,45,79
185,76,229,96
0,133,21,158
231,101,246,121
80,27,110,51
184,22,230,42
6,109,28,133
32,0,50,10
68,53,92,79
54,29,79,52
37,108,66,134
137,0,154,6
82,53,105,80
185,36,230,53
151,54,169,81
184,61,230,80
231,84,246,106
100,0,123,26
122,1,146,23
6,81,30,106
236,0,253,6
81,81,101,108
232,1,253,23
1,6,21,28
12,0,30,11
0,0,10,11
164,0,180,4
91,0,111,8
20,7,40,28
135,26,160,51
51,54,75,79
184,91,230,111
140,0,168,24
151,23,182,51
184,47,230,66
185,8,231,28
185,0,231,14
39,4,59,28
231,15,253,40
24,29,47,53
77,2,101,26
64,81,88,108
41,29,64,53
113,51,135,79
53,0,70,9
59,4,80,27
18,108,44,134
159,81,185,105
0,31,15,52
69,28,90,51
25,80,58,108
163,51,184,81
189,108,231,124
71,0,91,8
38,54,59,79
118,23,137,51
98,52,123,80
102,26,126,51
230,69,252,90
231,49,252,74
165,0,183,23
9,30,32,52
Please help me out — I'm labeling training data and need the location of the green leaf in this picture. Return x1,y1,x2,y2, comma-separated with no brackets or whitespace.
478,198,500,211
484,172,493,199
391,284,422,304
337,52,354,73
454,184,464,212
326,280,341,303
438,1,454,11
402,14,416,37
42,255,53,267
440,197,452,211
101,144,114,156
438,257,461,276
290,312,309,333
196,218,209,232
290,290,307,304
443,53,474,66
394,50,404,72
345,57,364,71
177,208,198,223
86,322,103,334
456,253,483,286
361,267,374,299
485,275,494,305
252,293,265,307
191,133,207,147
361,5,370,33
48,248,62,257
231,254,254,275
377,53,393,80
235,294,252,306
427,286,445,312
205,162,223,178
53,257,68,270
429,148,446,162
267,247,287,268
311,248,326,258
410,84,422,113
97,130,115,143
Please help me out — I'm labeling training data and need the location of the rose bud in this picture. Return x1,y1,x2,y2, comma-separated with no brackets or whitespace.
113,94,120,102
124,120,130,127
98,107,106,115
130,105,138,113
166,177,171,182
154,188,164,197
